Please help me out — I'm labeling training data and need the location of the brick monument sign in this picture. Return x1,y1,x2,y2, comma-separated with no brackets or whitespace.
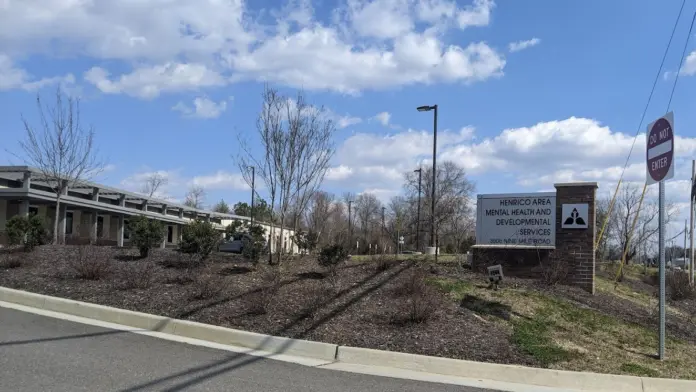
472,182,598,293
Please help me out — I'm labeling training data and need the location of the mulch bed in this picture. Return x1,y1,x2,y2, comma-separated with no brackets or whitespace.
0,245,537,367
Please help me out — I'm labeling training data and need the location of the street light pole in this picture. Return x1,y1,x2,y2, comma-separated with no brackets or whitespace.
414,167,422,252
250,166,255,228
348,200,353,251
417,104,438,259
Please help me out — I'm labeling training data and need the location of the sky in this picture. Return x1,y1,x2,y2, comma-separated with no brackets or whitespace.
2,0,696,244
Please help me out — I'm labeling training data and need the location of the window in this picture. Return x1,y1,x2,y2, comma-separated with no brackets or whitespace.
167,226,173,243
65,212,73,235
123,219,130,240
97,216,104,238
28,206,38,216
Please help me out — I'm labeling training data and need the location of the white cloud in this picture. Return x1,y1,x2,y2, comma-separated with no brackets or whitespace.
0,1,506,96
373,111,391,126
0,54,74,91
678,50,696,76
191,171,249,191
84,63,226,99
336,115,362,129
173,97,228,119
508,37,541,53
327,117,696,214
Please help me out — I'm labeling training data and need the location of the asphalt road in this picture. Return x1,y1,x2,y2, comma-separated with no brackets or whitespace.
0,307,499,392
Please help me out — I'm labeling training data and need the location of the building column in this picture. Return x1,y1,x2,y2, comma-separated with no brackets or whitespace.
161,228,167,249
90,210,98,245
117,215,124,247
22,171,32,191
19,200,30,217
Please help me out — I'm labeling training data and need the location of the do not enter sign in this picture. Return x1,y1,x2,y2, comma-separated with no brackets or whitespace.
646,112,675,185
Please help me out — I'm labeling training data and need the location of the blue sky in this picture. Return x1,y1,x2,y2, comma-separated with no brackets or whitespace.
2,0,696,241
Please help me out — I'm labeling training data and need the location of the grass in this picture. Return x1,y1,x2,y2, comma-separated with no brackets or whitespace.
428,274,696,379
620,363,660,377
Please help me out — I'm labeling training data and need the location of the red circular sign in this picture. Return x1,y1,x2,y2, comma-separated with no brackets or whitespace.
646,118,674,182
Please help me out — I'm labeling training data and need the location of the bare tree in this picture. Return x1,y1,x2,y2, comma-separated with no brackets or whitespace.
304,191,334,245
355,192,382,253
404,161,475,249
141,172,168,198
237,85,336,264
184,186,206,209
17,88,103,244
608,183,677,268
212,199,230,213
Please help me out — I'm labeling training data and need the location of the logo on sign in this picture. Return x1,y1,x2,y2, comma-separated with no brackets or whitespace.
561,204,589,229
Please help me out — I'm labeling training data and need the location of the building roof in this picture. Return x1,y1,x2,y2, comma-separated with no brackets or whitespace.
0,165,261,224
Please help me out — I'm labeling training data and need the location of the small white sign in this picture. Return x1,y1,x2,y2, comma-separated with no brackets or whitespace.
561,204,589,229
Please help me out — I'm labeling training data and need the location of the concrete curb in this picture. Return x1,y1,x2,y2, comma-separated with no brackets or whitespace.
2,286,695,392
0,287,336,362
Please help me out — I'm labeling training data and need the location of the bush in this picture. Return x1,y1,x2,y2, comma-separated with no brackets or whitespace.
118,262,155,290
158,251,200,270
242,224,267,265
540,251,571,286
0,253,25,269
128,216,165,258
318,244,348,273
5,215,48,251
667,271,695,301
245,267,281,315
190,272,224,300
393,268,428,297
388,266,440,324
69,245,111,280
375,254,398,272
180,220,222,261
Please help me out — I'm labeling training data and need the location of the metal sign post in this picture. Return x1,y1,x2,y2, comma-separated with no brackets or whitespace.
646,111,675,361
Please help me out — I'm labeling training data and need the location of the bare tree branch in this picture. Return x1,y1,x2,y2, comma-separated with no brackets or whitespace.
141,172,168,198
15,87,103,244
236,84,336,264
183,185,206,209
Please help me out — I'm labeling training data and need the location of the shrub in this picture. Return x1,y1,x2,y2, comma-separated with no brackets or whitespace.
69,245,111,280
393,268,428,297
0,253,25,269
242,224,267,265
375,254,398,272
540,251,571,286
245,267,281,315
667,271,695,301
128,216,165,258
190,272,224,300
392,285,438,325
5,214,48,251
118,262,156,290
180,220,222,261
318,244,348,273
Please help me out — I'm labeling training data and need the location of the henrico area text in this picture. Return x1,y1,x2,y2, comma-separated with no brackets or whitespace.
476,195,556,246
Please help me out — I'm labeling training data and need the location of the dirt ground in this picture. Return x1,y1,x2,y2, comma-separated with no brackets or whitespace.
1,245,695,379
0,245,535,366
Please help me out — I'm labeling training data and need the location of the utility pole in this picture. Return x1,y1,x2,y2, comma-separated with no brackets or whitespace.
348,200,353,251
684,220,687,268
250,166,255,228
381,206,386,255
414,167,422,252
691,160,695,285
